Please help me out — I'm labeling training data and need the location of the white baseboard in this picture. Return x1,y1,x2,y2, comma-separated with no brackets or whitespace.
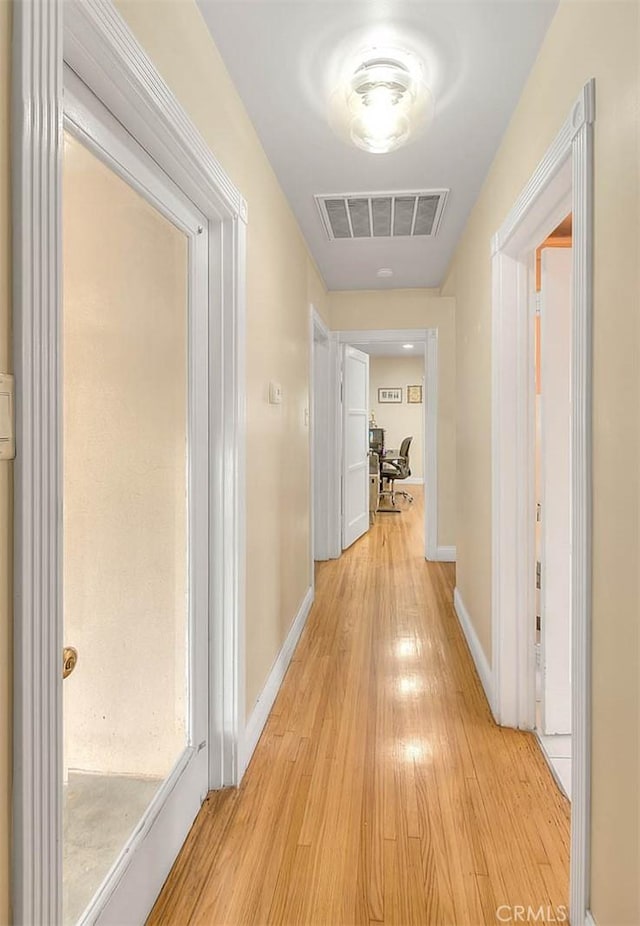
453,587,493,710
240,585,314,777
585,911,597,926
403,476,424,485
436,545,456,562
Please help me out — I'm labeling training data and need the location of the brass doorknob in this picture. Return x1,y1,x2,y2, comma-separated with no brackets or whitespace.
62,647,78,679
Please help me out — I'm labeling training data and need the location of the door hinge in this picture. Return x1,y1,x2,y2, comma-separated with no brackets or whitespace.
535,292,542,316
536,560,541,590
536,502,542,522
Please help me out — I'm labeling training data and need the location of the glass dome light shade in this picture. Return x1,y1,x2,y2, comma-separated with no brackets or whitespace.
350,109,411,154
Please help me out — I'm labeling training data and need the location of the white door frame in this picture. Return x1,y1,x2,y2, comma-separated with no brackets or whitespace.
341,345,371,550
334,328,447,561
12,1,246,922
539,247,573,735
491,80,594,925
309,306,341,566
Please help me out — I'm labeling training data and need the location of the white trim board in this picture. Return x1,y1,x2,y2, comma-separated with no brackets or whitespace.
241,586,314,776
535,732,571,800
491,79,594,926
453,588,494,712
435,546,456,563
584,912,597,926
310,306,341,563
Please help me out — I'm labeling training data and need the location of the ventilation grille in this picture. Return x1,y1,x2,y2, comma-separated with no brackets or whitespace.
315,190,448,241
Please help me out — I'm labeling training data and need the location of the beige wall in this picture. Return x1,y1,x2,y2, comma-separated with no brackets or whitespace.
115,0,327,717
369,357,425,481
63,134,187,778
0,0,10,919
307,257,330,329
329,289,456,547
442,2,640,921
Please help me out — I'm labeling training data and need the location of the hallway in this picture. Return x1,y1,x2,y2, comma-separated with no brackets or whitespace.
149,489,569,925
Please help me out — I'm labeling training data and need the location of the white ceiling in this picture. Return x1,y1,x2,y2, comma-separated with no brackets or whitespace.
198,1,558,291
350,342,425,359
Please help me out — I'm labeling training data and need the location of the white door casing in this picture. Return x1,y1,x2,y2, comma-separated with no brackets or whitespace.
342,345,370,549
491,80,594,925
310,307,334,565
309,306,342,565
12,2,247,923
313,341,327,558
540,248,573,734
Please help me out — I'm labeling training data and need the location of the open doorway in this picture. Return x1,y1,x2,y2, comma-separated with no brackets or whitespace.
337,328,442,560
337,330,439,560
352,339,425,530
534,215,573,799
310,321,446,565
61,121,210,923
491,79,594,925
13,10,247,922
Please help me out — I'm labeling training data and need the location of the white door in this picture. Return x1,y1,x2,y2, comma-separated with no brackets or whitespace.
540,248,572,734
342,346,370,549
61,74,209,924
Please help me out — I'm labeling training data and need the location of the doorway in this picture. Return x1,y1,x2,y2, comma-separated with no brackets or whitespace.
534,216,573,800
335,329,442,560
352,339,425,539
311,324,445,563
13,5,247,923
61,111,211,921
491,80,594,925
63,79,210,924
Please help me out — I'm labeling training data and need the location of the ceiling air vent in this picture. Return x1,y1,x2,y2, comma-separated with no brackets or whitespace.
315,190,448,241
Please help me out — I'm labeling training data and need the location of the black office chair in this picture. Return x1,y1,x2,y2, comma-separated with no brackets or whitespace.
380,436,414,508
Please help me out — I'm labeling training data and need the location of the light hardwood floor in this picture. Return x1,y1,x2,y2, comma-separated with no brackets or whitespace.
148,488,570,925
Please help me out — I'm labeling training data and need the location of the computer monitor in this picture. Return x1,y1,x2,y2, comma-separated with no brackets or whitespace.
369,427,384,454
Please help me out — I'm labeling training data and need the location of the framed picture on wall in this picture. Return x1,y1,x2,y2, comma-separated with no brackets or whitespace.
378,387,402,403
407,384,423,404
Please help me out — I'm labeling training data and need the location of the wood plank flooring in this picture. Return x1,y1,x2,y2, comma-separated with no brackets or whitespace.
148,489,570,925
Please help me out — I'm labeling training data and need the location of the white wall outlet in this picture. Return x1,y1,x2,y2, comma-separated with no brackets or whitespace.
268,381,282,405
0,373,15,461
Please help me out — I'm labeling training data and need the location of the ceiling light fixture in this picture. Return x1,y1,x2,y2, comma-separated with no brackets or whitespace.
377,267,394,278
332,47,433,155
403,344,414,350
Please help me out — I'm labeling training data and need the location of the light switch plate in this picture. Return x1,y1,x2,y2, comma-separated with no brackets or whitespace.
0,373,15,460
268,381,282,405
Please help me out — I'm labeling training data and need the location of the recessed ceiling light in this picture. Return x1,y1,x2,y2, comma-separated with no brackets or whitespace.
377,267,393,278
403,343,414,349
